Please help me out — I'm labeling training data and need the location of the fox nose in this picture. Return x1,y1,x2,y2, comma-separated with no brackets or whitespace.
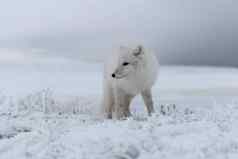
112,74,116,78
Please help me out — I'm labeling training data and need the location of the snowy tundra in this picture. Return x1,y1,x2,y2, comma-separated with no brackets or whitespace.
102,45,159,119
1,62,238,159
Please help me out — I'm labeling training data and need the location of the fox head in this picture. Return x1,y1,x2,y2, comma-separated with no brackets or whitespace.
112,45,145,79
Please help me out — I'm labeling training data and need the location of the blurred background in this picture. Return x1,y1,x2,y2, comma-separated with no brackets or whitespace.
0,0,238,67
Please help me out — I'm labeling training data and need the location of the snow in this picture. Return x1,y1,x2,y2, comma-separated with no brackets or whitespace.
1,62,238,159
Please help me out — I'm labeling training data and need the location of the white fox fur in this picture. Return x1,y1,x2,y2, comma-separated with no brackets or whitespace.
101,45,159,119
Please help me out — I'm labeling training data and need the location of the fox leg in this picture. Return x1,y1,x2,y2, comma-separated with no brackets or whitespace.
125,94,136,117
102,85,114,119
114,89,132,119
141,89,155,116
123,95,133,117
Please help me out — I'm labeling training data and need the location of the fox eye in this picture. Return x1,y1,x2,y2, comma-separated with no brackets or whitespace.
122,62,129,66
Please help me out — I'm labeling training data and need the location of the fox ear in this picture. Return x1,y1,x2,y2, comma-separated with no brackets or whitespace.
133,45,144,56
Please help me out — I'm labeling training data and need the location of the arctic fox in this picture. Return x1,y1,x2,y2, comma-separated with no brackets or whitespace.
102,45,159,119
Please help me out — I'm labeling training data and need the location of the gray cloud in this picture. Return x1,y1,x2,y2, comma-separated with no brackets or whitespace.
0,0,238,66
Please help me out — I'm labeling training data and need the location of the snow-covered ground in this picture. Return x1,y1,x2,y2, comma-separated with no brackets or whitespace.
1,62,238,159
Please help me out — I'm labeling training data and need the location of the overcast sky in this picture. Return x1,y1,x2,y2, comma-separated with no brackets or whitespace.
0,0,238,66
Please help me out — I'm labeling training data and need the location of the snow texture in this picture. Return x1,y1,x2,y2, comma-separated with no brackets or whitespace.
0,62,238,159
